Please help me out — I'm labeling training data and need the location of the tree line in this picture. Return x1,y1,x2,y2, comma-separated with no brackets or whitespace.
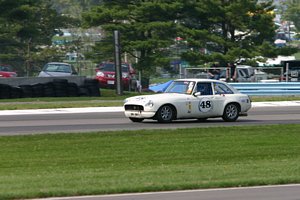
0,0,299,77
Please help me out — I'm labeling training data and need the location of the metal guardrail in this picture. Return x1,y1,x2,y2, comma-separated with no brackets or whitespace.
229,82,300,96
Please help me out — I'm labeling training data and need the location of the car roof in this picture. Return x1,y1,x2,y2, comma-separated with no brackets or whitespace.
47,62,71,65
236,65,253,68
174,78,227,83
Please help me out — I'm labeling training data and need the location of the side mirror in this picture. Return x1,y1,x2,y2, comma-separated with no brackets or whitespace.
193,92,201,97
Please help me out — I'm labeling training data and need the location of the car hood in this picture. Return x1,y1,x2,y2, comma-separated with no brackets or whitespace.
102,71,115,74
125,93,188,104
38,71,72,77
0,71,17,77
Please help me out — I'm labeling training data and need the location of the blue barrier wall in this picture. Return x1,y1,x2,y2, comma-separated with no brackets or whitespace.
229,82,300,96
149,81,300,96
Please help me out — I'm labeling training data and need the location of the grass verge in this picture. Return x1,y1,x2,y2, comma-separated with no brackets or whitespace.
294,51,300,60
0,89,299,110
0,89,141,110
1,124,300,199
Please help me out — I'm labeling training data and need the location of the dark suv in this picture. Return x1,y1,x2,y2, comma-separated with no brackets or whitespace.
95,62,137,90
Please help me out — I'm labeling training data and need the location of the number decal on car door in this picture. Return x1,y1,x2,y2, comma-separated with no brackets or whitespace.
198,99,213,113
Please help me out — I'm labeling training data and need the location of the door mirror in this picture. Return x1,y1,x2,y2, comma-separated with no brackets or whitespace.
193,92,201,97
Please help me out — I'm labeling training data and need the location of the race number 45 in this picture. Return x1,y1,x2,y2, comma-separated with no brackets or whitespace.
199,99,213,113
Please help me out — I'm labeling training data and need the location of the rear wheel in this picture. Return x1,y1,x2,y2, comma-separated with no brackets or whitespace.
156,105,175,123
222,103,239,122
129,117,144,122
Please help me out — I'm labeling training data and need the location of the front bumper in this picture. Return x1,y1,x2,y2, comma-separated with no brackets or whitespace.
124,110,156,119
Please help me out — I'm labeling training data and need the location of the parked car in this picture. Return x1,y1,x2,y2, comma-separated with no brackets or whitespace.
218,65,256,82
281,69,300,82
280,60,300,82
38,62,78,77
124,79,251,123
0,64,17,78
95,62,137,90
193,65,256,82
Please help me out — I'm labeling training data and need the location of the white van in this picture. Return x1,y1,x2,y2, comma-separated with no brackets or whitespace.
218,65,255,82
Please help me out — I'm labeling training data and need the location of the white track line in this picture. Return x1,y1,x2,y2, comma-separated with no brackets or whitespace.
0,101,299,115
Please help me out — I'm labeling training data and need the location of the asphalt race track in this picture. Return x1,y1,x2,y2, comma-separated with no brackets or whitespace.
0,104,300,136
31,184,300,200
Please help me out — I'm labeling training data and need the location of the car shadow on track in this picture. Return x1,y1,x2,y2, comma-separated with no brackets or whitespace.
140,118,258,124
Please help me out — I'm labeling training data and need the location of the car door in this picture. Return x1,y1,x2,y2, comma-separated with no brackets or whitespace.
212,82,236,116
190,82,216,118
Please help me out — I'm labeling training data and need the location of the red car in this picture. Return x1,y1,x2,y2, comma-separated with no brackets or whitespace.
95,62,137,90
0,64,17,78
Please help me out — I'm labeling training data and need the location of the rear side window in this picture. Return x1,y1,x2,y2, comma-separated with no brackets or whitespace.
213,82,234,94
196,82,213,95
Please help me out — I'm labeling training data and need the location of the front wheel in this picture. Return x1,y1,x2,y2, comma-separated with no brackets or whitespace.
222,103,239,122
129,117,144,123
156,105,175,123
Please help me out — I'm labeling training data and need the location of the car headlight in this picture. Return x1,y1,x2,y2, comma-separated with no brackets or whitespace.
145,100,154,108
96,71,104,77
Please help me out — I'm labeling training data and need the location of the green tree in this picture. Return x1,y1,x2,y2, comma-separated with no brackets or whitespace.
50,0,102,18
0,0,76,75
283,0,300,32
83,0,297,77
82,0,181,76
178,0,281,66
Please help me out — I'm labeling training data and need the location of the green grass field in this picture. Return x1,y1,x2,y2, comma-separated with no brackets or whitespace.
1,124,300,199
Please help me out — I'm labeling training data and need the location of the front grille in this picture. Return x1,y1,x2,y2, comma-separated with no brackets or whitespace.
125,104,144,111
106,74,115,78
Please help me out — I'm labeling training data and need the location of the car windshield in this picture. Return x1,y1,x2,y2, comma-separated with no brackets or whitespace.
0,65,13,72
100,63,129,72
165,81,195,94
44,64,71,73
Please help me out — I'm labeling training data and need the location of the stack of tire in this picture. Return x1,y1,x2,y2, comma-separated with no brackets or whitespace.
80,78,101,97
0,84,12,99
0,78,101,99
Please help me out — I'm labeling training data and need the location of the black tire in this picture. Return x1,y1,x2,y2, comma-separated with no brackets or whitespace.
10,87,22,99
156,104,175,123
19,85,33,98
79,86,90,96
222,103,239,122
129,117,144,122
44,83,55,97
31,83,44,97
0,84,11,99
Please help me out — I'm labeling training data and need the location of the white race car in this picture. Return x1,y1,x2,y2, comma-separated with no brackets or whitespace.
124,79,251,123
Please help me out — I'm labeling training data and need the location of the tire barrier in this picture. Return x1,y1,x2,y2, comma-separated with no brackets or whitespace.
0,78,101,99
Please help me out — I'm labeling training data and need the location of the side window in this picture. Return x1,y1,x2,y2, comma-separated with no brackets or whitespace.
196,82,213,95
213,83,234,94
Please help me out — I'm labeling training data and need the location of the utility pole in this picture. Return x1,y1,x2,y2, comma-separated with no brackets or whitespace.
114,30,123,95
26,38,32,77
